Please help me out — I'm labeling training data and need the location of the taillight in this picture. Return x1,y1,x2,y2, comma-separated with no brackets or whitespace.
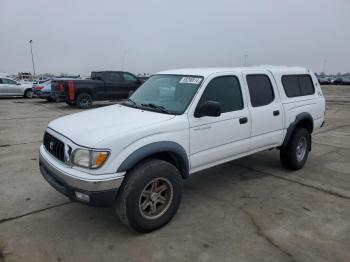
59,82,64,93
35,86,44,90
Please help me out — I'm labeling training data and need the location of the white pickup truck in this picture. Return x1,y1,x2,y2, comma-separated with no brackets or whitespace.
39,66,325,232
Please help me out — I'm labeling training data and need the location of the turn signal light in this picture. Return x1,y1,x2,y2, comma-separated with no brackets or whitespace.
93,152,109,168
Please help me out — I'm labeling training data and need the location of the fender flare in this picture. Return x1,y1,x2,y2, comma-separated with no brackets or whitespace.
281,112,313,148
117,141,189,178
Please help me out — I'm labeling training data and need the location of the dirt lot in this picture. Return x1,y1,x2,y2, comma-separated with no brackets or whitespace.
0,85,349,262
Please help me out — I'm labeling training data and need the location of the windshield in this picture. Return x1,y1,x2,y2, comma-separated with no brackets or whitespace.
124,74,203,115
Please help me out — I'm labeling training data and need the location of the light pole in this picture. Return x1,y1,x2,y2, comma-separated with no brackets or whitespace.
244,54,248,66
29,40,36,79
322,59,327,74
121,50,127,70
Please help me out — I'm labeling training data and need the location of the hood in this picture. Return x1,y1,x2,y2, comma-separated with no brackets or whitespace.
48,104,175,147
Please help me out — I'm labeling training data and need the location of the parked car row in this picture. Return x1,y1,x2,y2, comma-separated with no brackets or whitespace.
333,76,350,85
317,76,350,85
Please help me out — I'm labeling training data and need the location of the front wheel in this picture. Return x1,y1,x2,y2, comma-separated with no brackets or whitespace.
76,93,92,109
115,159,183,233
24,89,33,98
280,127,310,170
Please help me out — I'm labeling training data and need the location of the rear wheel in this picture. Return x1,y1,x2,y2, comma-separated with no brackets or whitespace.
76,93,92,109
115,159,183,233
24,89,33,98
280,127,310,170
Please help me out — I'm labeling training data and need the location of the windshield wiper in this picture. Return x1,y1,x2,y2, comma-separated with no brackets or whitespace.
126,98,137,105
141,103,170,114
120,98,139,108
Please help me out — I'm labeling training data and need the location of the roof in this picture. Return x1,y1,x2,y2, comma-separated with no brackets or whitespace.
157,66,310,78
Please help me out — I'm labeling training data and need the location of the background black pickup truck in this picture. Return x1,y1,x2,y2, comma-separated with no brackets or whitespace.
51,71,143,108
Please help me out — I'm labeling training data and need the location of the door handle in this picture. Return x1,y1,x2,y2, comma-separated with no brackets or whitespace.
239,117,248,124
273,110,280,116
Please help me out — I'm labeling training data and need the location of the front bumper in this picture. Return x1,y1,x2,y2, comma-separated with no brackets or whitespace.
39,148,125,206
35,91,51,99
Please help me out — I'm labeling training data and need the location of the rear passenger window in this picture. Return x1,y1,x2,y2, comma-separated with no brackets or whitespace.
281,76,299,97
246,75,275,107
198,76,243,113
299,75,315,96
282,75,315,97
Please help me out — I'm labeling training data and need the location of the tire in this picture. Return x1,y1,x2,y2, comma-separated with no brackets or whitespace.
115,159,183,233
46,97,53,102
24,89,33,98
66,101,76,106
76,93,92,109
280,127,310,170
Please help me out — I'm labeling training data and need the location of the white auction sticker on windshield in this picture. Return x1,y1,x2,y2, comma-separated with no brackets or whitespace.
179,77,202,84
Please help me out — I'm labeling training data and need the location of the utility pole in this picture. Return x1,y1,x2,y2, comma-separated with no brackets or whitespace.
244,54,248,66
322,59,327,74
121,50,127,70
29,40,36,79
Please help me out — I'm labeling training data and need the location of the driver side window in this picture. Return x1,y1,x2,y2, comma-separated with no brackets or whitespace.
198,76,243,113
123,73,138,83
2,78,16,85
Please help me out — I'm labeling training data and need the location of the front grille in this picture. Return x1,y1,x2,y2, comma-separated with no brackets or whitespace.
43,132,65,162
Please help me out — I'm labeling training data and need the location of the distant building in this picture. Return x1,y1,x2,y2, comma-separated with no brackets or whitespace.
17,72,34,81
0,72,10,78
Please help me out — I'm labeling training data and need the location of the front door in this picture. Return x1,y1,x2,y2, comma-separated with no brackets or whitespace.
242,71,284,150
188,73,251,172
120,72,141,97
1,78,20,95
0,78,5,95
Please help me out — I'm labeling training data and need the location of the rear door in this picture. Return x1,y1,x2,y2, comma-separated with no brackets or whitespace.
242,70,283,150
121,72,141,95
104,72,124,100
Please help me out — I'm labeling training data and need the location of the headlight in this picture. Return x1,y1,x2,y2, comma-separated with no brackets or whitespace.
71,148,110,169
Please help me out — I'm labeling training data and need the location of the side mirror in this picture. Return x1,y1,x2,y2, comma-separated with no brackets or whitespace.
17,82,21,85
194,101,221,118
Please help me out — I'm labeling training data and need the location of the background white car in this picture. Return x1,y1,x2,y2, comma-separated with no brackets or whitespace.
0,77,34,98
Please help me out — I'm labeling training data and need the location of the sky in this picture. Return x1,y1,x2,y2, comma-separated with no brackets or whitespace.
0,0,349,76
